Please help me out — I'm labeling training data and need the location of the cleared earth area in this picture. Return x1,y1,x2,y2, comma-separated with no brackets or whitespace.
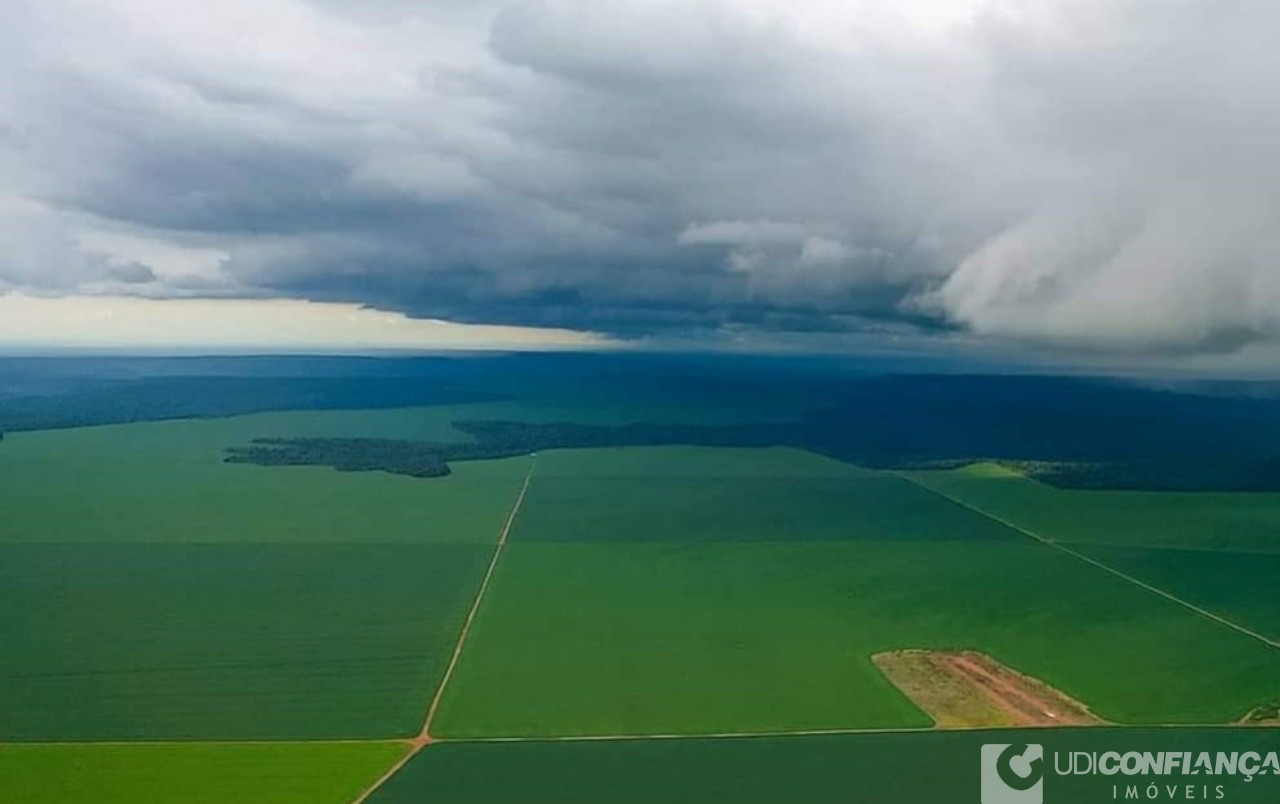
872,650,1104,728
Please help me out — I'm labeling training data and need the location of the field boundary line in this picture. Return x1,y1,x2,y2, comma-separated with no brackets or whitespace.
412,720,1273,746
352,455,536,804
0,719,1264,753
0,738,406,747
896,473,1280,651
445,726,933,743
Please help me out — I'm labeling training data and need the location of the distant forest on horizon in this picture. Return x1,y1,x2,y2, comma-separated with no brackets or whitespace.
7,353,1280,491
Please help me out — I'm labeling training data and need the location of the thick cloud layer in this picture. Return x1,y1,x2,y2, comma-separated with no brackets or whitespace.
3,0,1280,356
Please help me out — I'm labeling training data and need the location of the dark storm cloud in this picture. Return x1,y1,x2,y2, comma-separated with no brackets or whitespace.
4,0,1280,357
104,262,157,284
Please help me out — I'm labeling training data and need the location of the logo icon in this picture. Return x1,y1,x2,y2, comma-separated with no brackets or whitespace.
981,743,1044,804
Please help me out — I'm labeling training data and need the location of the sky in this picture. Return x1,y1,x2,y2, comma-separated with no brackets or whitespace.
3,0,1280,364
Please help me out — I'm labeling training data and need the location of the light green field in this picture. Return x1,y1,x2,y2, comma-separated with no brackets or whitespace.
0,741,406,804
906,463,1280,641
433,447,1280,736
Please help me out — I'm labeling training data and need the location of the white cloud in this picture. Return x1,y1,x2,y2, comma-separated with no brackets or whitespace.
678,220,811,247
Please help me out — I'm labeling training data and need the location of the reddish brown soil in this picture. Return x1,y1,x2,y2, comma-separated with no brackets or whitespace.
874,649,1104,728
944,652,1101,726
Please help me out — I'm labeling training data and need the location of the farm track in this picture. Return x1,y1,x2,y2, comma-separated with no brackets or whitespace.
351,455,537,804
896,473,1280,651
943,651,1102,726
354,719,1273,748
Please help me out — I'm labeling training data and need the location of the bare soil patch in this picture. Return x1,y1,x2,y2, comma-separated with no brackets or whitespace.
873,649,1105,728
1239,703,1280,725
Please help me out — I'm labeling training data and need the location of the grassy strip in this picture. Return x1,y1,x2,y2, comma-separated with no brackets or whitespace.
0,741,409,804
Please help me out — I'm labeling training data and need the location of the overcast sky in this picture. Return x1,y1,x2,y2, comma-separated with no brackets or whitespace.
3,0,1280,362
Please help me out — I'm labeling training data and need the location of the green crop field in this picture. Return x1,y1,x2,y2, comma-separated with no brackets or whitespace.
0,742,406,804
530,445,854,480
906,463,1280,553
517,447,1013,543
0,414,531,740
0,543,492,739
432,447,1280,736
906,463,1280,642
1071,545,1280,642
368,729,1280,804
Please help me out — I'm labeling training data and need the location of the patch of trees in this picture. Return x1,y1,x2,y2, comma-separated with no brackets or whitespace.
1006,459,1280,492
224,420,789,479
226,438,454,478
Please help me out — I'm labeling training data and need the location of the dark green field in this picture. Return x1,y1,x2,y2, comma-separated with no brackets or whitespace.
368,729,1280,804
514,447,1006,544
432,447,1280,737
